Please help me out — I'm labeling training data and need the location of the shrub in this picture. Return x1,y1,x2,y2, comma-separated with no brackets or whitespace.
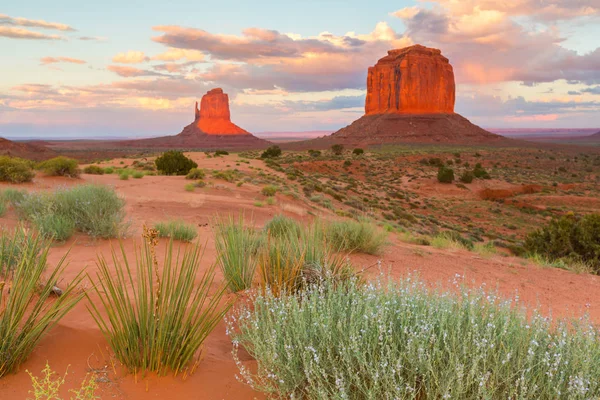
343,160,352,167
104,167,114,174
119,172,129,180
230,277,600,399
186,168,206,180
132,171,144,179
212,169,240,182
473,163,491,179
308,150,321,158
27,363,98,400
261,146,282,159
0,156,35,183
0,230,84,378
184,183,195,192
154,220,198,242
215,150,229,156
37,157,79,177
324,218,388,255
459,170,474,183
155,151,197,175
83,165,104,175
0,188,27,205
261,185,278,197
88,228,231,375
17,184,127,239
264,215,301,239
352,148,364,156
214,215,261,292
525,213,600,272
35,214,76,241
437,166,454,183
0,201,5,217
331,144,344,155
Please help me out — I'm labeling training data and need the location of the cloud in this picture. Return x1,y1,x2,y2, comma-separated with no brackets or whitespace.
392,2,600,85
581,86,600,95
112,51,149,64
0,13,75,31
78,36,106,41
107,65,164,78
40,57,86,65
568,91,582,95
153,61,201,73
0,26,63,40
152,48,205,62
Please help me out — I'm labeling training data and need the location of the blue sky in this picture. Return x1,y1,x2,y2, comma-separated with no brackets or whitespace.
1,0,599,138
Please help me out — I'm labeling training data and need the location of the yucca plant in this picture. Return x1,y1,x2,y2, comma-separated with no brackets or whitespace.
0,230,84,378
214,215,261,292
258,237,305,297
88,227,231,376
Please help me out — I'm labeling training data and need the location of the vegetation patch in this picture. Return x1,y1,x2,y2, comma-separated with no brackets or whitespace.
154,220,197,242
0,156,35,183
155,151,198,175
37,157,79,178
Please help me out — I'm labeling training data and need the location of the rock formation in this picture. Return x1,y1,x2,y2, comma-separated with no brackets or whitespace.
365,45,455,115
300,44,504,146
0,137,55,160
122,88,270,149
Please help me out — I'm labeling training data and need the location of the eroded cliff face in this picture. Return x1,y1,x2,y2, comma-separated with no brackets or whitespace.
365,45,455,115
194,88,249,135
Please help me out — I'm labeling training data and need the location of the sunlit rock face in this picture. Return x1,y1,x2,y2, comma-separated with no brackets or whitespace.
194,88,249,135
365,44,455,115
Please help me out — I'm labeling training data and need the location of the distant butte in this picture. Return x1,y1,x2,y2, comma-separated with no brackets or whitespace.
293,44,505,147
121,88,269,150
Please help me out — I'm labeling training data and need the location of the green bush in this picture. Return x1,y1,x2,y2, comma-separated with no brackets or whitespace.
119,172,129,180
459,170,474,184
0,188,27,205
331,144,344,155
17,184,127,239
104,167,115,174
525,213,600,271
155,151,197,175
0,156,35,183
83,165,105,175
261,185,278,197
154,220,197,242
35,214,76,241
437,166,454,183
261,146,282,159
230,277,600,399
215,150,229,156
184,183,195,192
0,227,43,276
308,150,321,158
325,218,388,255
264,215,301,239
88,233,231,375
352,148,364,156
186,168,206,180
132,171,144,179
473,163,491,179
0,230,84,378
0,201,5,217
37,157,79,177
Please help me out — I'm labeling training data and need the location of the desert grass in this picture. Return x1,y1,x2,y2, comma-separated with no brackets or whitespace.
214,215,261,292
132,171,144,179
230,276,600,399
324,218,388,255
0,201,5,217
528,253,594,274
154,220,198,242
263,214,301,239
17,184,127,240
0,230,84,378
87,227,231,376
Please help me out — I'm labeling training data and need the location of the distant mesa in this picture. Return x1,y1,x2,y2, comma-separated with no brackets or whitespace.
122,88,269,150
0,137,55,160
303,44,505,146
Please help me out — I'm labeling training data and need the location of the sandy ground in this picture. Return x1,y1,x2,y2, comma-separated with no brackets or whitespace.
2,154,600,399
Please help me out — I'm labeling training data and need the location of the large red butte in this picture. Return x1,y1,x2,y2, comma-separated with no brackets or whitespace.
365,44,455,115
194,88,249,135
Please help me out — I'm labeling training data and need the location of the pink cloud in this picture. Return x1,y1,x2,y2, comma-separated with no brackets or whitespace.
0,13,75,31
40,56,86,65
0,26,63,40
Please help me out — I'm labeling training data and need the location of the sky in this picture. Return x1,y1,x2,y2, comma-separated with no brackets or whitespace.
1,0,600,139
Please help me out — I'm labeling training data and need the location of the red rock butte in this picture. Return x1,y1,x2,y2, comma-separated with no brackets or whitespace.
194,88,250,135
365,45,455,115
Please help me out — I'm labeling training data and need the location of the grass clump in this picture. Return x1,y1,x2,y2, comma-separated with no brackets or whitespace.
83,165,104,175
0,227,44,276
214,215,261,292
155,151,197,175
17,184,126,239
184,183,195,192
0,156,35,183
0,230,84,378
88,228,231,376
230,276,600,399
324,218,388,255
186,168,206,180
154,220,197,242
37,157,79,178
119,172,129,180
261,185,278,197
132,171,144,179
264,214,301,239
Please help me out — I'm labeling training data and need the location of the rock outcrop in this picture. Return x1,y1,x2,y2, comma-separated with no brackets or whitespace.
121,88,270,150
365,45,455,115
0,137,55,160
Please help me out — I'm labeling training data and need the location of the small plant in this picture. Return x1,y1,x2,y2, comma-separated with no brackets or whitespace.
35,214,76,241
0,156,35,183
154,220,197,242
330,144,344,155
88,227,231,376
308,149,321,158
254,201,265,207
214,215,261,292
352,148,364,156
437,166,454,183
0,230,84,378
266,197,276,206
119,172,129,180
0,201,5,217
264,215,301,239
83,165,105,175
186,168,206,180
261,146,282,159
155,151,198,175
103,167,114,174
459,170,474,183
473,163,491,179
184,183,195,192
27,363,99,400
261,185,278,197
215,150,229,156
343,160,352,167
37,157,79,178
325,218,388,255
132,171,144,179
